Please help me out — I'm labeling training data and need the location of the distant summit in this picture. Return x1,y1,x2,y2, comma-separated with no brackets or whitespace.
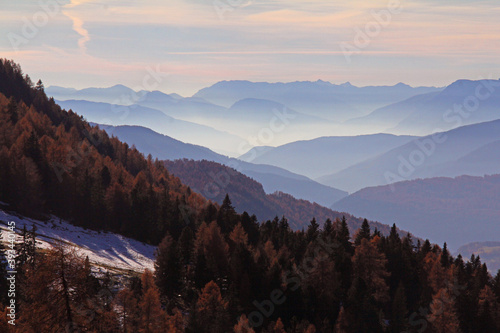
340,81,354,87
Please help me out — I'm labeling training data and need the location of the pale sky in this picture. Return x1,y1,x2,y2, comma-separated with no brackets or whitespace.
1,0,499,96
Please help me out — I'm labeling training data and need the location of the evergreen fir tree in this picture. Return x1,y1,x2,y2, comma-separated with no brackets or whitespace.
354,219,371,245
440,242,451,268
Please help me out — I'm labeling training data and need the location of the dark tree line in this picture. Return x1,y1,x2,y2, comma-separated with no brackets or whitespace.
1,214,500,332
152,213,500,332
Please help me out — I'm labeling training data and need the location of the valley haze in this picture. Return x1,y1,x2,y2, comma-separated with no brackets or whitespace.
44,78,500,254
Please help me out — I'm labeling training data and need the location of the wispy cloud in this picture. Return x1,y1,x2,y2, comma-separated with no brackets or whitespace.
1,0,499,95
62,0,95,53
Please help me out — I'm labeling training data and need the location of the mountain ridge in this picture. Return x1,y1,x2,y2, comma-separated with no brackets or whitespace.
332,174,500,250
98,123,348,207
317,118,500,192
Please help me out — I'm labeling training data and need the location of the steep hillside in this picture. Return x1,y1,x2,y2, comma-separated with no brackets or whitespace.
164,159,412,237
332,174,500,250
0,209,155,274
0,59,211,245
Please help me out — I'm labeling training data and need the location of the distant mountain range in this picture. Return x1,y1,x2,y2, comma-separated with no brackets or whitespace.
347,79,500,135
56,99,242,156
332,174,500,250
47,84,150,105
98,124,348,207
97,124,221,161
49,80,500,197
238,134,416,179
47,81,443,150
51,89,340,151
194,80,441,121
317,119,500,192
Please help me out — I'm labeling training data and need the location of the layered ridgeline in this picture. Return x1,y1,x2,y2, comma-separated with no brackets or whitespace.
0,58,354,244
163,159,402,236
55,99,243,156
332,174,500,250
95,125,390,234
345,78,500,135
238,134,416,180
98,124,348,208
193,80,441,121
318,119,500,193
47,81,442,155
2,60,500,332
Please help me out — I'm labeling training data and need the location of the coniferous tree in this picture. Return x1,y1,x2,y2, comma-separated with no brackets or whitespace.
17,245,90,332
155,233,182,300
323,218,333,236
306,217,319,243
234,314,255,333
440,242,451,268
115,287,140,333
164,308,185,332
352,236,390,303
334,306,349,333
6,97,18,123
272,318,287,333
178,226,195,265
477,285,500,332
354,219,371,246
138,269,164,333
217,194,238,234
335,216,352,254
428,287,461,333
493,270,500,302
194,281,230,333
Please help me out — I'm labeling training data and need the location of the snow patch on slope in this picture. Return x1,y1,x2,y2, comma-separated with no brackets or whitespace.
0,210,155,274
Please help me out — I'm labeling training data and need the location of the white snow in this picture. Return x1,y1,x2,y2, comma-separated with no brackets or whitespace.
0,210,156,274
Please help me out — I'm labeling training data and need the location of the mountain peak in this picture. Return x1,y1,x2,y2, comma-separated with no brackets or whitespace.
394,82,411,88
110,84,131,90
442,78,500,95
340,81,354,88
